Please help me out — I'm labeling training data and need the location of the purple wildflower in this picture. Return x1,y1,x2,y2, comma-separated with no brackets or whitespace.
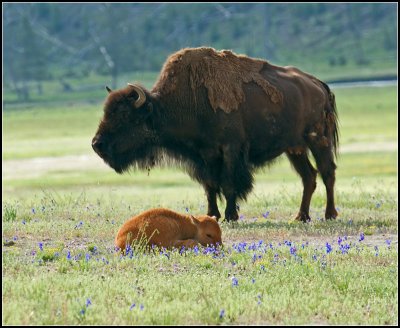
290,246,297,255
337,236,343,245
231,276,239,287
86,298,92,307
262,211,270,218
139,304,144,311
129,303,136,311
38,242,43,251
326,242,332,254
385,239,391,247
219,309,225,319
85,253,90,261
359,232,365,242
251,278,256,284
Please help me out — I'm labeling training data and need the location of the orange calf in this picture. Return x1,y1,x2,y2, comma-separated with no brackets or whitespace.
115,208,222,251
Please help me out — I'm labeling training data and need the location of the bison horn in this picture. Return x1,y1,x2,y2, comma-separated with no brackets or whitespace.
106,86,112,93
127,83,146,108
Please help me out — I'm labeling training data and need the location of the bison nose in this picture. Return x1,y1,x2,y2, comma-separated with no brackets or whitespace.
92,136,107,155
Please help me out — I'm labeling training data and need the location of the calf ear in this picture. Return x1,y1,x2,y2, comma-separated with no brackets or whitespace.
190,215,199,225
106,86,112,93
211,216,217,220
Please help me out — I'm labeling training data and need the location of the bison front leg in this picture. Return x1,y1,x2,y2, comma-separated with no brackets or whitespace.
205,186,221,219
221,144,254,222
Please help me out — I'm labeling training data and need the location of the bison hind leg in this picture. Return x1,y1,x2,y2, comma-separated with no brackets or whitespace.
286,150,317,222
308,143,338,220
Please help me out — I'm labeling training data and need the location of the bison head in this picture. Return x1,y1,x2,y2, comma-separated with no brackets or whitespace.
92,83,157,173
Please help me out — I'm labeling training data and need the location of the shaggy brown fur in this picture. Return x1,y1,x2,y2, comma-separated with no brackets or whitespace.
92,47,339,223
115,208,222,251
153,47,283,113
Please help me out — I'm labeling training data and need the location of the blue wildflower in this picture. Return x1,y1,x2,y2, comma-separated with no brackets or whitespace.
359,232,365,242
130,303,136,311
326,242,332,254
85,253,90,261
231,276,239,287
22,220,26,225
251,278,256,284
38,242,43,251
140,304,144,311
260,265,265,271
219,309,225,319
179,246,185,255
385,239,391,247
86,298,92,307
337,236,343,245
290,246,297,255
32,208,35,214
262,211,270,218
193,245,199,255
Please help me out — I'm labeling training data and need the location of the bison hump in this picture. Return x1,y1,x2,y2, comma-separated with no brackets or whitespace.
153,47,283,113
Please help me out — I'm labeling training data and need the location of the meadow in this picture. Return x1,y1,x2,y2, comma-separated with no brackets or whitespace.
2,85,398,325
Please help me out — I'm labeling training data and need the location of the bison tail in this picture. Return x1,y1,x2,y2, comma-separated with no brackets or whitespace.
321,81,339,159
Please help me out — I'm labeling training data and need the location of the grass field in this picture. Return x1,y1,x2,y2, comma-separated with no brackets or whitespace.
2,85,398,325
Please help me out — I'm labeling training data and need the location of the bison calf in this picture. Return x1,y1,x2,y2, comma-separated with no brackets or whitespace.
115,208,222,251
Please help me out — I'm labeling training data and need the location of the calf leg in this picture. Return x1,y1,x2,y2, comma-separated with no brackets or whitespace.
173,239,199,249
286,151,317,222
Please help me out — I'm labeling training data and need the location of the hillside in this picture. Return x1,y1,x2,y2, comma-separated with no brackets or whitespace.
3,3,397,104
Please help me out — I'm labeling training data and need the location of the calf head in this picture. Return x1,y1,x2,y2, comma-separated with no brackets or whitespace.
194,215,222,247
92,83,156,173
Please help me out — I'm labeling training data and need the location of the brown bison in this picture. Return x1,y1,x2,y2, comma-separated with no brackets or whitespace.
92,47,339,222
115,208,222,251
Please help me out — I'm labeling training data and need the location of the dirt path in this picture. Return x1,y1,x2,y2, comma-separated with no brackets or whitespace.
2,141,397,180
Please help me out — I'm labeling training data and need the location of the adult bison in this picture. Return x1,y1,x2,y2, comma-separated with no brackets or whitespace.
92,47,339,222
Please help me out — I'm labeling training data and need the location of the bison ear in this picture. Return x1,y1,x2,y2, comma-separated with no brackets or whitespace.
106,86,112,93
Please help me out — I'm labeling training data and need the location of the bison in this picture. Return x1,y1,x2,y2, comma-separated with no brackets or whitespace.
92,47,339,222
115,208,222,251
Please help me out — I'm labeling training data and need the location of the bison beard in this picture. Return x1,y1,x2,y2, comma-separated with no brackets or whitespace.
92,47,339,222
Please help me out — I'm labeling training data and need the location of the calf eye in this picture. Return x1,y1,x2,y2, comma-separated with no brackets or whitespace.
206,234,212,238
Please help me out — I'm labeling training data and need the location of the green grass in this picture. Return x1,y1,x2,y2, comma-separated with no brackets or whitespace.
2,194,398,325
2,85,398,325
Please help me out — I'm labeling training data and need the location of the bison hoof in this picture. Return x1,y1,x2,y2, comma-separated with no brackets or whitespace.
208,209,221,221
225,212,239,222
294,212,311,223
325,208,338,220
